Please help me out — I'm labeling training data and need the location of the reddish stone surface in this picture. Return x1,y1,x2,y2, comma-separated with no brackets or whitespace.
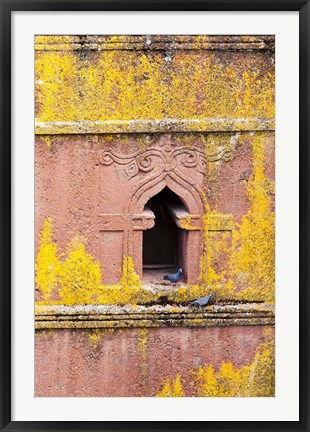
35,132,275,290
34,36,275,398
35,325,272,397
35,136,101,261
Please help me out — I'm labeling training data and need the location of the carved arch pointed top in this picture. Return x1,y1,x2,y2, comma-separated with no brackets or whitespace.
128,171,205,215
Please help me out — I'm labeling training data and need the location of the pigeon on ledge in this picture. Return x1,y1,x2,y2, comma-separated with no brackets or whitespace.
163,268,182,283
189,293,214,308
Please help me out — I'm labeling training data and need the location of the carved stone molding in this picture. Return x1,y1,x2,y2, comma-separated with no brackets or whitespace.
35,303,275,330
35,118,275,134
98,213,155,232
35,35,275,52
98,212,234,233
100,141,233,179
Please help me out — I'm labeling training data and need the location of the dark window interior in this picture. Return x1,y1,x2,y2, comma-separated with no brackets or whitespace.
143,188,184,269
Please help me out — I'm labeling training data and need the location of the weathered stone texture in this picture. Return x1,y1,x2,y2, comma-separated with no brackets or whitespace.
35,35,275,397
35,325,272,397
35,131,275,286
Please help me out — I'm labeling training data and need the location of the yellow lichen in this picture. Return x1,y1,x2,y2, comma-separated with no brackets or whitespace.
120,256,141,288
35,224,156,305
136,328,149,391
180,216,197,230
87,328,104,348
198,211,235,299
195,362,251,397
35,217,61,301
35,47,274,124
136,328,148,360
156,373,185,397
87,256,155,306
168,284,213,304
58,237,102,305
247,342,275,397
194,339,274,397
195,133,274,303
95,283,157,306
230,133,275,302
41,136,52,149
156,339,275,397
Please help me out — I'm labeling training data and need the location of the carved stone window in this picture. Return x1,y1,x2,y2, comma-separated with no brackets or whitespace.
142,187,190,284
98,137,232,285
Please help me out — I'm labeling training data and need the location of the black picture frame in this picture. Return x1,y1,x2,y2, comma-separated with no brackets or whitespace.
1,1,309,431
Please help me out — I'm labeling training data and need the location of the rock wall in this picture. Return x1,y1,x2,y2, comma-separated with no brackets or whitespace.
35,35,275,397
35,324,274,397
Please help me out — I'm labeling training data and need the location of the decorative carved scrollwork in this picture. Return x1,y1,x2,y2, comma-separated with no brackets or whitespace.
99,141,233,179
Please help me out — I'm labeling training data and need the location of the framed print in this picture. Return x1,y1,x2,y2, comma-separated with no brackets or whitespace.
1,2,309,431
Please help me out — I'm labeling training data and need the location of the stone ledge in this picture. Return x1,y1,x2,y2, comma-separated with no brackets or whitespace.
35,35,275,51
35,118,275,135
35,303,275,329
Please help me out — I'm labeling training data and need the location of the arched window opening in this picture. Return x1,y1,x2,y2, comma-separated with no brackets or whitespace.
142,187,186,285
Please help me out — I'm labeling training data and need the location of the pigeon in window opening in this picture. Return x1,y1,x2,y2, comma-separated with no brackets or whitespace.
163,268,182,283
189,293,215,308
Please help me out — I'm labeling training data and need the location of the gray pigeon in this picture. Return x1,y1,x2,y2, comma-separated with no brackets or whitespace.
163,268,182,283
190,293,214,307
